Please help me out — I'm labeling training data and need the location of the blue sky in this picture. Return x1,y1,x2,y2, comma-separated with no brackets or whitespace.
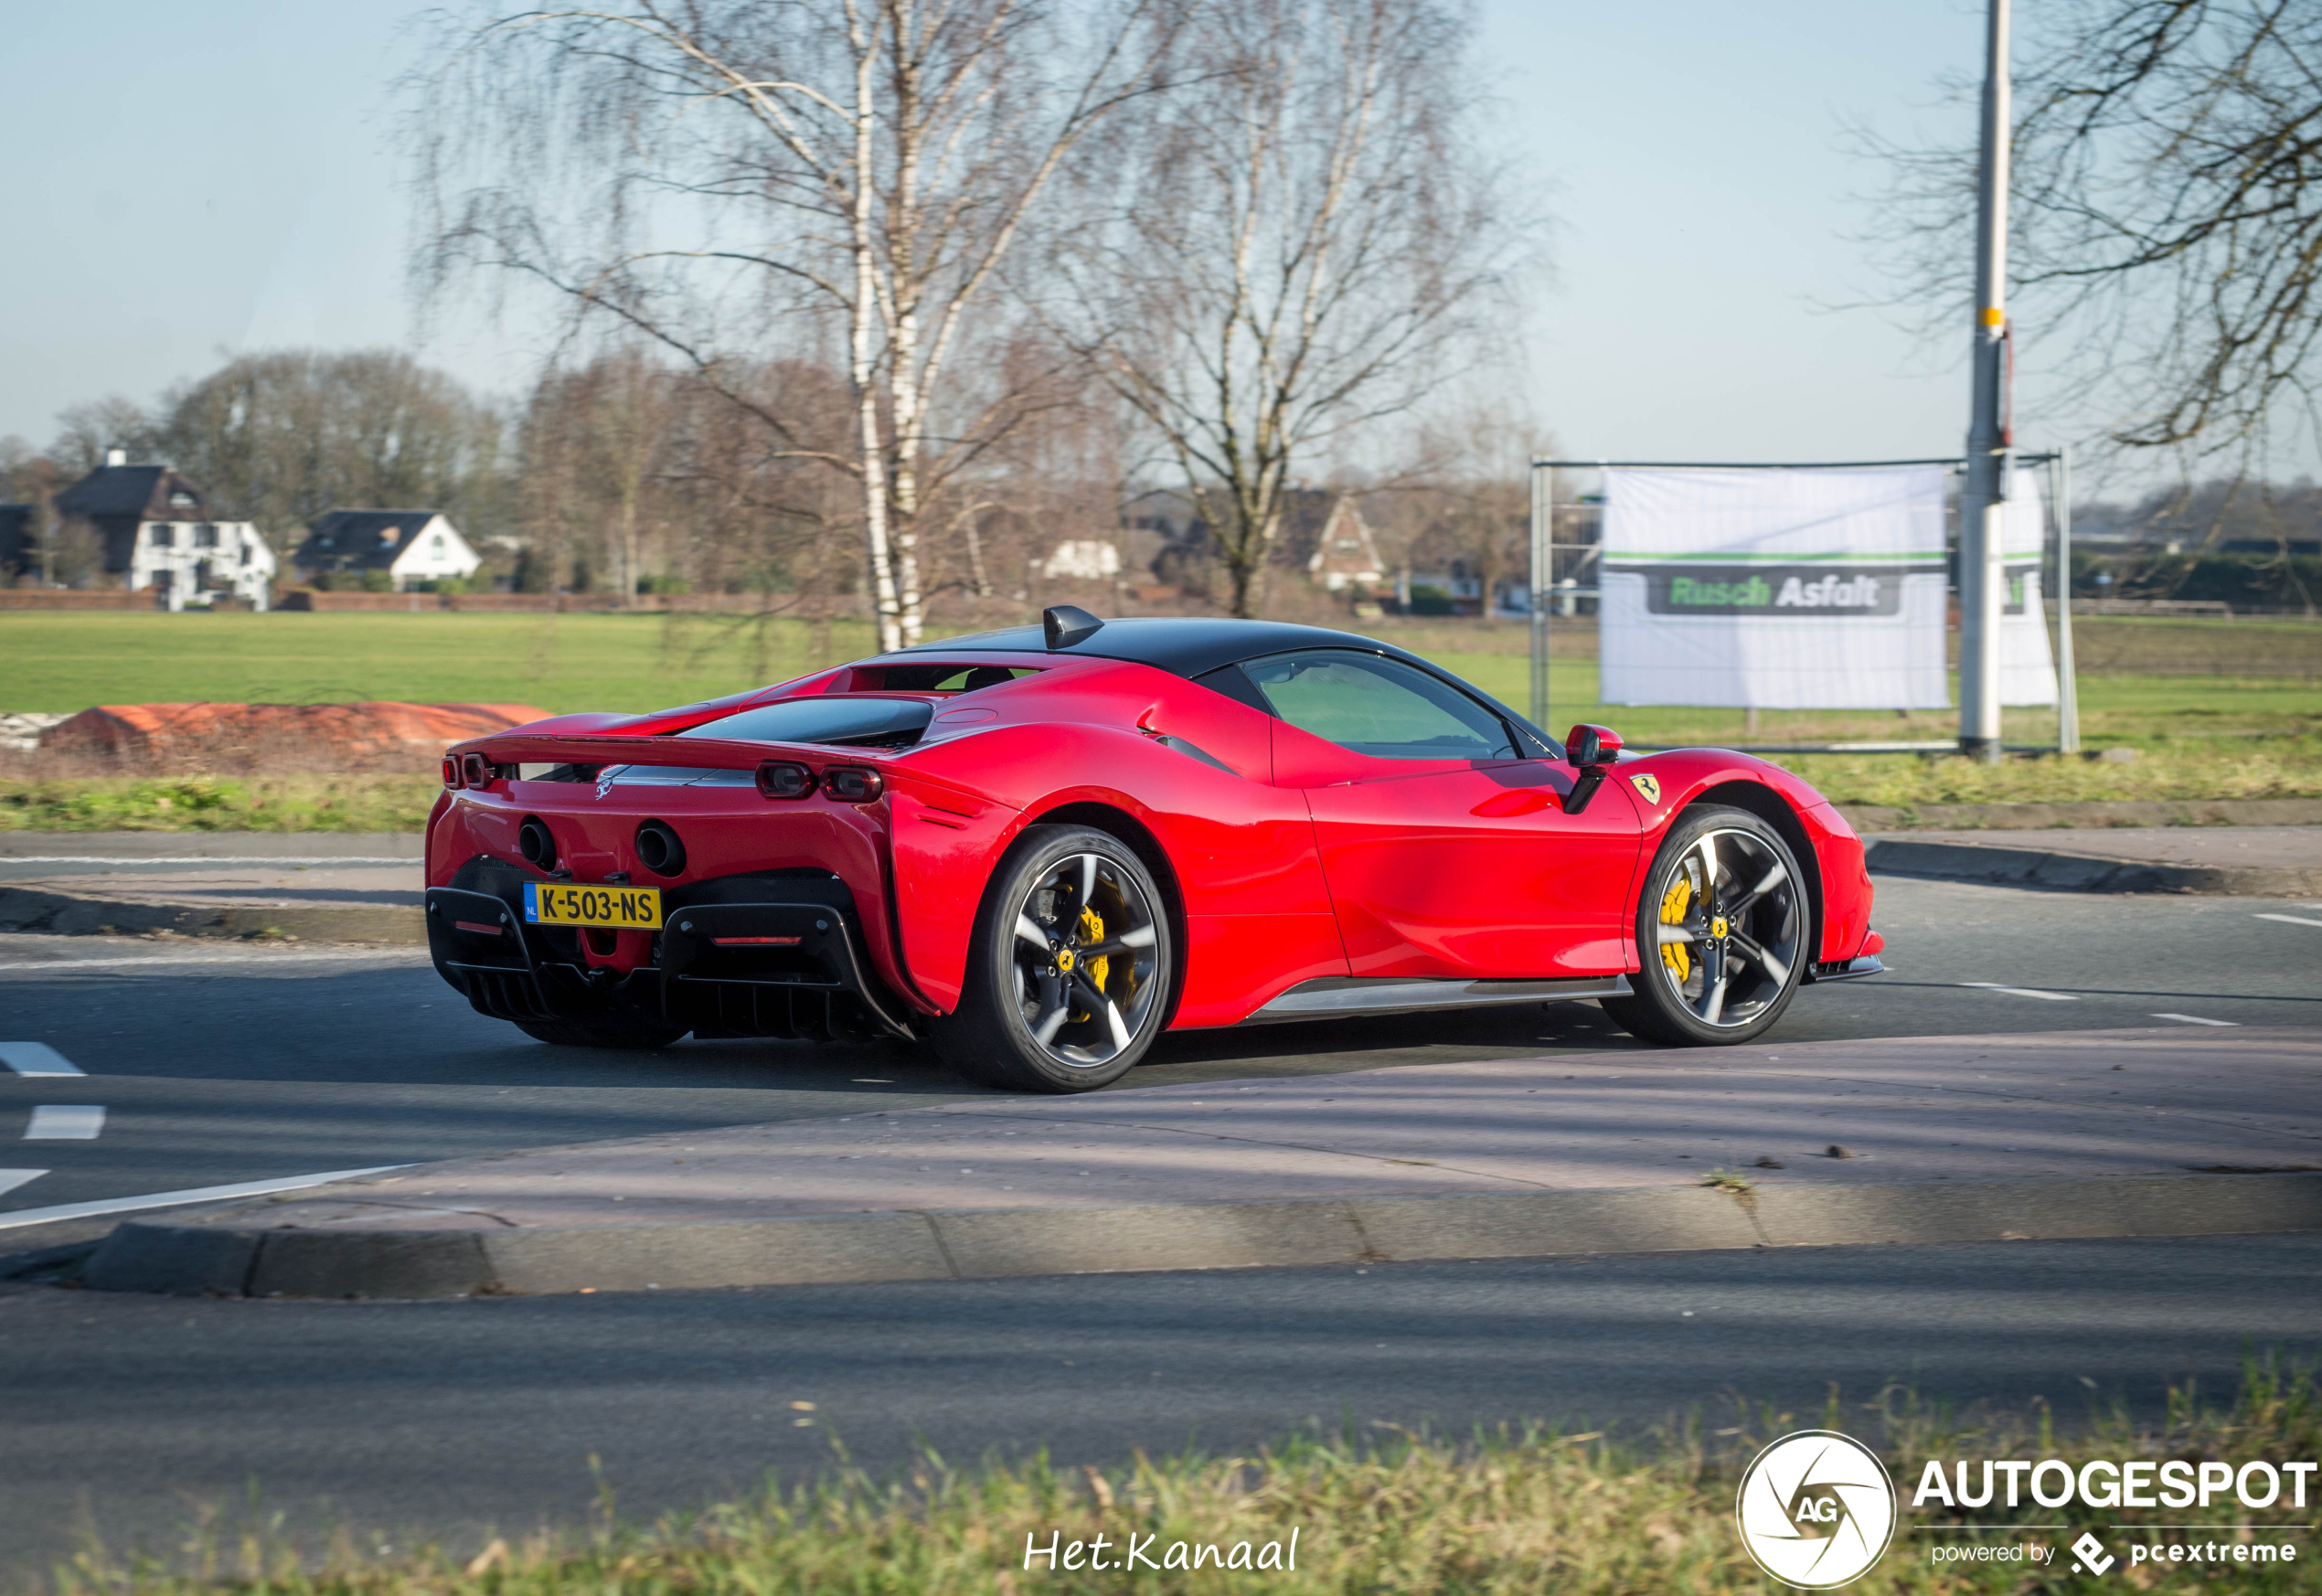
0,1,2046,478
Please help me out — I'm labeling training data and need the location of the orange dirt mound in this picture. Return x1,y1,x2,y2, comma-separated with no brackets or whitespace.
40,702,553,771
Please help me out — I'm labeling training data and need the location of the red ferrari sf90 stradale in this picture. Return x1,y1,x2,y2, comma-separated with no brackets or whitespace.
425,609,1882,1091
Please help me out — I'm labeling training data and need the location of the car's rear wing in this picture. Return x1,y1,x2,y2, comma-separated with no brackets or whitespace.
444,731,880,772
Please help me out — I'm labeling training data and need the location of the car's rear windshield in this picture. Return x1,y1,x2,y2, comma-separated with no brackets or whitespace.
681,696,933,750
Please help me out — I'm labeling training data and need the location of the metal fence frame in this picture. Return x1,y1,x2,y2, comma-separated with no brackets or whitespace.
1526,452,2079,754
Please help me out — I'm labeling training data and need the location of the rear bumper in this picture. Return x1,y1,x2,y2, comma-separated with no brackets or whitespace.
423,867,918,1041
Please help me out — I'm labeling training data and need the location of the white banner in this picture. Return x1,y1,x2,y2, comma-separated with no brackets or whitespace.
1997,467,2060,707
1597,466,1951,709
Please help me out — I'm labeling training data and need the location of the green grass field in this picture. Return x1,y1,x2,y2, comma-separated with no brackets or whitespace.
2,611,2317,828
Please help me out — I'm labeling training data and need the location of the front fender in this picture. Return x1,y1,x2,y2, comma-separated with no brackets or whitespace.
1613,748,1873,964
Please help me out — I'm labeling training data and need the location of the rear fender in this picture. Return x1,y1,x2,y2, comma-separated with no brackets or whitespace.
889,718,1342,1022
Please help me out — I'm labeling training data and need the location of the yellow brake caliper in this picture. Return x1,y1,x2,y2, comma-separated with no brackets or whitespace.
1658,874,1693,983
1068,904,1108,1021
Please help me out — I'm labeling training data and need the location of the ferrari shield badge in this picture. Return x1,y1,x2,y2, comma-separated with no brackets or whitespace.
1629,773,1662,805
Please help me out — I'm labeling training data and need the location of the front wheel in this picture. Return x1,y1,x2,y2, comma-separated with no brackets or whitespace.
932,825,1172,1092
1602,804,1806,1047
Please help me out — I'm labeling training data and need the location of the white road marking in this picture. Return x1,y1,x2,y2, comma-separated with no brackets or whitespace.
0,950,426,974
2254,913,2322,929
0,856,414,866
2152,1013,2239,1027
1960,982,2079,1001
0,1165,412,1232
0,1170,46,1199
0,1042,83,1076
25,1105,103,1140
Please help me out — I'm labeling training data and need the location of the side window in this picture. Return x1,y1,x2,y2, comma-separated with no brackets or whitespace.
1241,650,1517,761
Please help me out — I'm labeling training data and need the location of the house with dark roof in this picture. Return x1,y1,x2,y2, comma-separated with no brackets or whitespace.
1121,486,1385,596
51,448,276,609
292,511,480,591
0,505,31,582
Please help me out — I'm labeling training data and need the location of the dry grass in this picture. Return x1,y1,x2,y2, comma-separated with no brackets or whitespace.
42,1360,2322,1595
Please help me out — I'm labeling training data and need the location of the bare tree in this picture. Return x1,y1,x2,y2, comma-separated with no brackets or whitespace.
1398,403,1555,616
1868,0,2322,479
1042,0,1519,617
50,398,157,474
154,350,506,549
413,0,1185,649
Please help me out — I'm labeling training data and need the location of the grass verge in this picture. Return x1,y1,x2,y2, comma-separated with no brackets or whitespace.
48,1359,2322,1594
0,775,440,834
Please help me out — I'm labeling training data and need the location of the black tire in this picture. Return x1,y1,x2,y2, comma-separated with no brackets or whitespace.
1602,803,1807,1047
516,1015,689,1049
932,825,1173,1092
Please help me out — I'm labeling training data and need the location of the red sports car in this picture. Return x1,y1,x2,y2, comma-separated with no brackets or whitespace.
425,610,1882,1091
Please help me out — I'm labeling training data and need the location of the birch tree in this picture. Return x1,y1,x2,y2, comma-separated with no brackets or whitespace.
1044,0,1518,617
414,0,1183,649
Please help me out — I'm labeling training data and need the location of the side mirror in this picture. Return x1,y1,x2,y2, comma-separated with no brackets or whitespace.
1564,723,1624,767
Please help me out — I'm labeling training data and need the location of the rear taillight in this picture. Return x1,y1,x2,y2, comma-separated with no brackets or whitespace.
461,752,495,788
823,766,884,803
755,761,815,800
442,756,460,788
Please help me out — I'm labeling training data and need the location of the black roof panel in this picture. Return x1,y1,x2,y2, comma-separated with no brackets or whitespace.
878,616,1559,753
889,616,1441,679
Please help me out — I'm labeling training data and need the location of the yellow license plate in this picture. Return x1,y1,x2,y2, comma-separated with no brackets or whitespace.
524,881,664,930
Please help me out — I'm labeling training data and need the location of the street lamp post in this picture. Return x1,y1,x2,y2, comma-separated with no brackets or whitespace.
1958,0,2012,763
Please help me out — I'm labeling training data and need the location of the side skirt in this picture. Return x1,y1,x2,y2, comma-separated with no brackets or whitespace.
1242,974,1632,1025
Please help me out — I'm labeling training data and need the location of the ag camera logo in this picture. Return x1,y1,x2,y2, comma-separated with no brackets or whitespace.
1735,1430,1898,1588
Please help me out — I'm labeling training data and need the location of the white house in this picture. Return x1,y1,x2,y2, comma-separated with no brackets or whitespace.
1039,538,1122,580
293,511,482,591
134,515,277,611
51,450,275,610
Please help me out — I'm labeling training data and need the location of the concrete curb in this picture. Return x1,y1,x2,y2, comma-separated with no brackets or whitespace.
1864,837,2322,897
1838,797,2322,832
82,1172,2322,1299
0,885,424,943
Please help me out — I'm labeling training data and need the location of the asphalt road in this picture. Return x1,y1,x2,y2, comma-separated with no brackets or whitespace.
1,877,2317,1225
3,1235,2317,1573
0,875,2316,1575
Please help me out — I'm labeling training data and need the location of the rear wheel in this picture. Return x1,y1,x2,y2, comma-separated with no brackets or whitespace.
1602,804,1806,1047
516,1016,688,1049
933,825,1171,1092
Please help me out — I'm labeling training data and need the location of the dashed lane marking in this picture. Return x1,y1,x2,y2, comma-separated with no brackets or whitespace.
0,950,426,974
1960,982,2080,1001
2254,913,2322,930
0,1043,83,1077
0,1171,46,1200
0,856,415,866
25,1106,103,1140
2152,1013,2239,1027
0,1165,412,1232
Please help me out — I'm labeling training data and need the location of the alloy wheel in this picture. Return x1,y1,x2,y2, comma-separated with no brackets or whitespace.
1008,850,1163,1069
1650,825,1803,1028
